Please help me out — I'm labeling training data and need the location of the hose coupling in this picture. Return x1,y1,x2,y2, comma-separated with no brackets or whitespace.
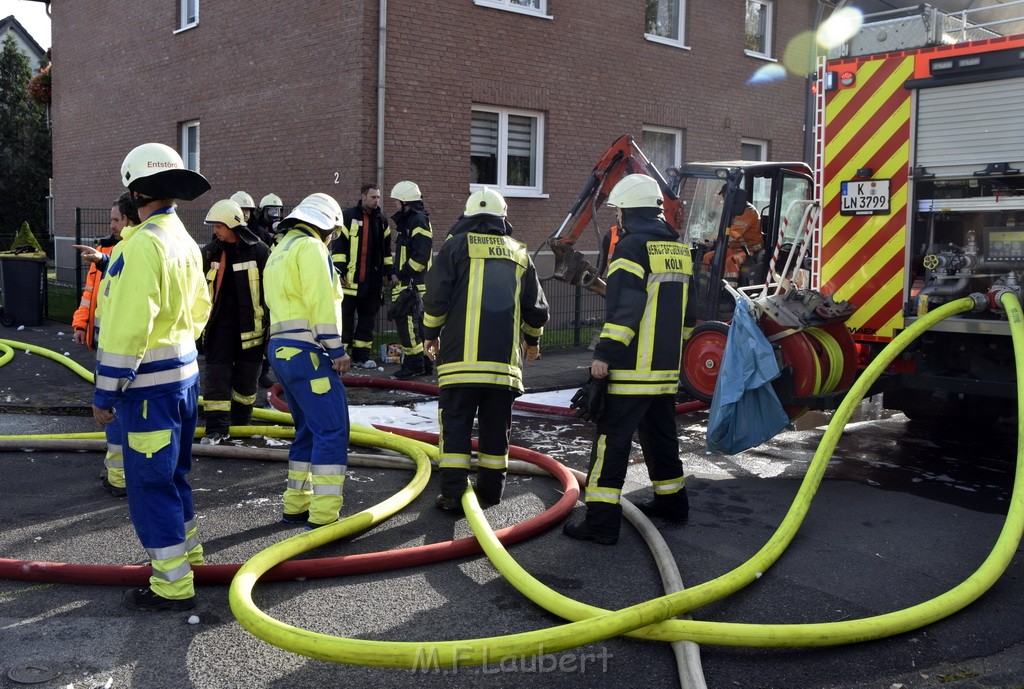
968,292,990,313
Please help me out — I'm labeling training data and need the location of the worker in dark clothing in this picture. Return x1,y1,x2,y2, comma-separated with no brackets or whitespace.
388,180,434,380
331,183,394,367
199,199,270,445
563,174,691,545
423,187,549,511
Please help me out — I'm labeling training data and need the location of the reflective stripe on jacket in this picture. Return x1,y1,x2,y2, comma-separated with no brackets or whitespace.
264,226,346,359
330,203,394,297
595,214,690,396
93,209,211,408
392,202,433,290
201,239,270,350
423,218,549,392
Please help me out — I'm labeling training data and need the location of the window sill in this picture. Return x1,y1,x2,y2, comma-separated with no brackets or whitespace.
743,49,777,62
173,22,198,35
473,1,553,20
644,34,691,50
470,185,548,199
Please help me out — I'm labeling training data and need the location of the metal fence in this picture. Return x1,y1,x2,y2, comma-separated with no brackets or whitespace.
47,208,605,351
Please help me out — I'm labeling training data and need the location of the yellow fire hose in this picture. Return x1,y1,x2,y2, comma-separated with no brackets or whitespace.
226,295,1024,665
3,295,1021,670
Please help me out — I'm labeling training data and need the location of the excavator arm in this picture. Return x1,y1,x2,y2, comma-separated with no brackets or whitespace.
542,135,683,296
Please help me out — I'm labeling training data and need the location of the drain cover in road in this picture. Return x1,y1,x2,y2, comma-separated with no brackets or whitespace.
7,664,61,684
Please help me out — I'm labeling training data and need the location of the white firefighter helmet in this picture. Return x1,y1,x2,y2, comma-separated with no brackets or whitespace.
259,193,283,208
230,191,256,210
120,142,210,201
390,180,422,202
607,174,664,209
278,192,342,233
205,199,260,244
301,192,344,227
464,187,507,217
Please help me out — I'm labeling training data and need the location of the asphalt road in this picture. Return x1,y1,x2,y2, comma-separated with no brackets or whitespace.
1,325,1024,689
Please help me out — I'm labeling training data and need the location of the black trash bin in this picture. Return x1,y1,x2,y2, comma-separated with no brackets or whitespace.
0,253,48,327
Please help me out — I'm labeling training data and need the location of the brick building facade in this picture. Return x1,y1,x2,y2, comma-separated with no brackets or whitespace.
49,0,816,257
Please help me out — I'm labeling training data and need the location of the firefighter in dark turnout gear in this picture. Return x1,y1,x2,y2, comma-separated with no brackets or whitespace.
330,184,394,366
389,180,434,379
563,174,691,545
199,199,270,445
423,188,549,511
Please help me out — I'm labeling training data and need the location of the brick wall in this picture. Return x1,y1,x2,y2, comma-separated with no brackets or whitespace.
51,0,815,254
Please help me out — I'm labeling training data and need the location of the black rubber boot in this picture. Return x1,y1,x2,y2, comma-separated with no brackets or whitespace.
230,401,253,428
633,489,689,524
475,467,507,506
436,467,471,513
123,587,195,611
562,503,622,545
393,353,425,380
350,347,373,364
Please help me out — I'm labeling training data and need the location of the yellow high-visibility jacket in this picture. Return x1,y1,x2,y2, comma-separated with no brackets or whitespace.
265,225,346,359
93,208,211,409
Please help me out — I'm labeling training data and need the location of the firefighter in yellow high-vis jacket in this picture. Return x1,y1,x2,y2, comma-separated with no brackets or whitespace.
264,193,352,529
92,142,212,610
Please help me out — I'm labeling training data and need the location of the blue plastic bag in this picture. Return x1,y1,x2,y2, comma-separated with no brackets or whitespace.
706,298,790,455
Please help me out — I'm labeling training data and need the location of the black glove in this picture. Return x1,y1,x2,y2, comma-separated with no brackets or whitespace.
570,375,608,423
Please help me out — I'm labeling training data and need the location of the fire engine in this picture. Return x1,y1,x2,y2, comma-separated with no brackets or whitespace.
545,5,1024,423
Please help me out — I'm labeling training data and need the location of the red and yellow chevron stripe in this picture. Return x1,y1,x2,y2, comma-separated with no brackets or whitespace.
820,55,914,342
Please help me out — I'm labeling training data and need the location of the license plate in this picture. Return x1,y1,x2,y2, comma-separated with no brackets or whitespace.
840,179,891,216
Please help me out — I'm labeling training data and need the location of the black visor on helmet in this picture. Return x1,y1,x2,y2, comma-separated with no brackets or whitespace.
129,169,211,202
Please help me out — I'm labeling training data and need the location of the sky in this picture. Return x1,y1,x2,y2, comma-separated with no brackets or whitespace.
1,0,50,50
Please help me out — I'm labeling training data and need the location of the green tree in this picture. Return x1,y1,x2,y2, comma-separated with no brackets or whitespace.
0,35,51,249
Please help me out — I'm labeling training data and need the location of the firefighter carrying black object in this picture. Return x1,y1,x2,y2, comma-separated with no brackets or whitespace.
423,187,549,512
563,174,691,546
387,283,421,321
199,199,270,445
389,180,434,380
569,375,608,422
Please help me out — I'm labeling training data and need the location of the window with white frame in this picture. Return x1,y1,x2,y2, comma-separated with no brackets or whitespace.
744,0,773,58
741,138,768,161
741,138,770,209
645,0,686,46
642,127,684,178
470,107,544,195
178,0,198,30
474,0,547,17
181,121,200,172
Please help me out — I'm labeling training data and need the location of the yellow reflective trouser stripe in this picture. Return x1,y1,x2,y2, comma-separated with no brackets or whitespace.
585,435,621,505
652,475,687,495
352,338,373,349
149,557,195,599
585,487,621,505
477,452,508,470
311,465,346,496
205,399,231,412
232,390,257,405
185,525,204,566
286,460,312,491
439,453,472,470
104,443,125,486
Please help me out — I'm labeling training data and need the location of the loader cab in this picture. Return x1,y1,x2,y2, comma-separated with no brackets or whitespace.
677,161,814,323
